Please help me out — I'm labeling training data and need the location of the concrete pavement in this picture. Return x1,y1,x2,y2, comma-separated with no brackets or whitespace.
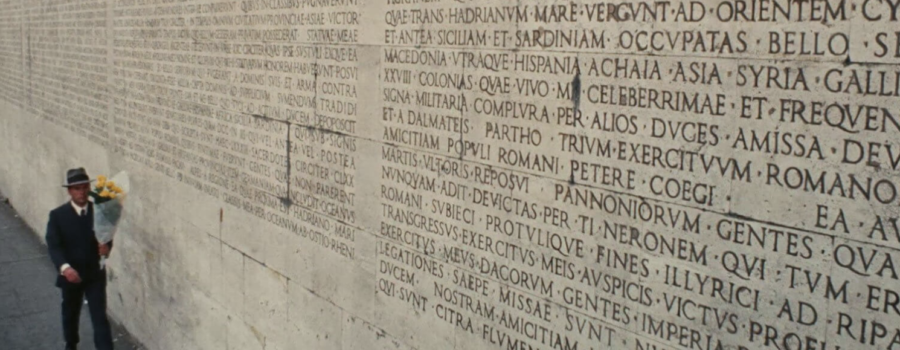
0,194,144,350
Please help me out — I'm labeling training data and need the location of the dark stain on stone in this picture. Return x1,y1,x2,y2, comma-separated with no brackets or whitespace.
571,69,581,111
284,125,292,203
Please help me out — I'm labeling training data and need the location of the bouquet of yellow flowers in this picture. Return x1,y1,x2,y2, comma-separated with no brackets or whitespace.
90,175,124,204
88,172,130,245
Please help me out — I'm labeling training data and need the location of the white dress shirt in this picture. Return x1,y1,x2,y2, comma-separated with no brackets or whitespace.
59,201,89,275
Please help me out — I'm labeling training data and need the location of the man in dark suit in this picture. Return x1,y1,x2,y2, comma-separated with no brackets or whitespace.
46,168,114,350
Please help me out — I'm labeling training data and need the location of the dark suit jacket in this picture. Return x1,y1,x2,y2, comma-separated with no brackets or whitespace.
45,202,112,288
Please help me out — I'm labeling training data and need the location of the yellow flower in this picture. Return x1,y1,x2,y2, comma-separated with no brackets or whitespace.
115,187,124,194
105,181,115,189
99,189,111,198
97,175,107,182
96,180,105,189
109,193,117,199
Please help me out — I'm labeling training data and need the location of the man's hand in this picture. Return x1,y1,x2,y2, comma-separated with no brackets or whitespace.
98,243,110,257
62,267,81,283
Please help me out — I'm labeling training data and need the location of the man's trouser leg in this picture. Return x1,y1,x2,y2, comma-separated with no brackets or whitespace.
61,285,84,348
85,273,113,350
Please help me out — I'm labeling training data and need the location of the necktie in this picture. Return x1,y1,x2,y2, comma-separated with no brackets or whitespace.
80,209,86,217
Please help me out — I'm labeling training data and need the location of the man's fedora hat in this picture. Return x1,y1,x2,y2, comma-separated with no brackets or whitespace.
62,167,93,187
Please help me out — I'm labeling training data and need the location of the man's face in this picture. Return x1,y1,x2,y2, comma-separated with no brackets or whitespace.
67,183,90,206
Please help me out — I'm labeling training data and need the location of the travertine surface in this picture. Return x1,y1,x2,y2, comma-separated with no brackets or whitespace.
2,0,900,349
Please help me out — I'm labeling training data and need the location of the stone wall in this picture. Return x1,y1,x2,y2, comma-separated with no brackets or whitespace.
1,0,899,349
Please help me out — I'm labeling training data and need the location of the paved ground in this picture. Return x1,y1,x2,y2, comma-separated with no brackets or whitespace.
0,194,144,350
